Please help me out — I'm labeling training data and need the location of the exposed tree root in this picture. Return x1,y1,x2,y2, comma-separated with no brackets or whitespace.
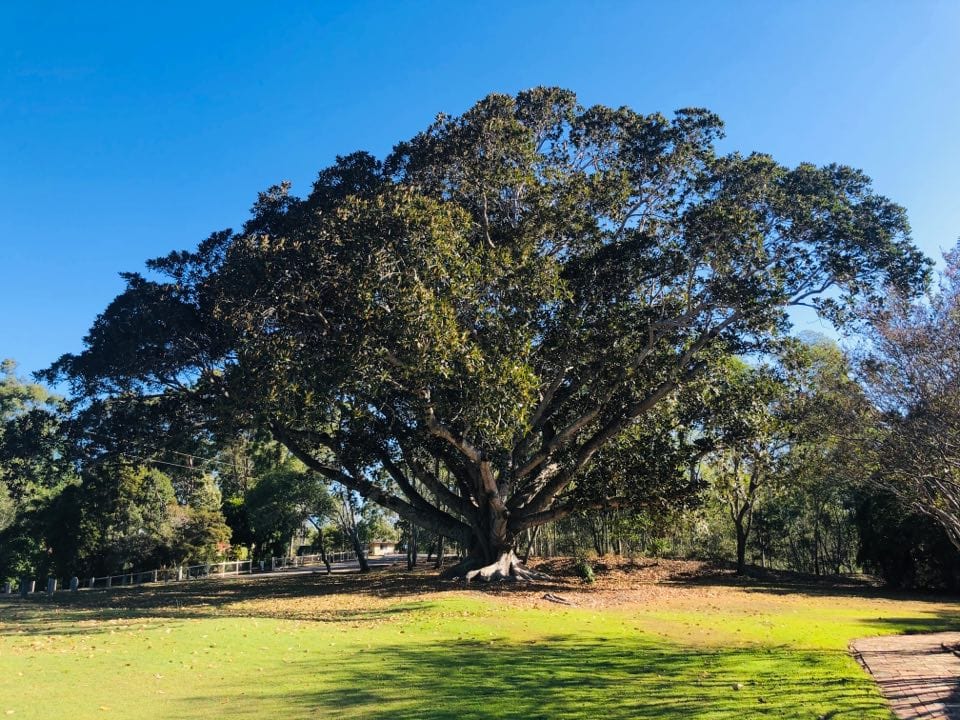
438,557,482,580
441,551,552,582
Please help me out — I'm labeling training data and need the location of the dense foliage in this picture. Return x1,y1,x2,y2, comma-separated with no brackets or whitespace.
41,88,928,579
856,249,960,550
3,88,956,588
856,488,960,590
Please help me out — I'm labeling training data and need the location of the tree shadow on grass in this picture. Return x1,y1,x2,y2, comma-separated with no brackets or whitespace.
664,562,960,607
0,600,434,637
860,612,960,635
0,562,558,611
0,566,450,636
5,563,958,718
172,634,896,720
5,560,959,638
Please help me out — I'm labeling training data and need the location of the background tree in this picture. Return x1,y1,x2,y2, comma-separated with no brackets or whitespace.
0,462,176,580
0,362,78,582
246,459,335,562
44,88,928,580
855,487,960,590
0,359,54,419
0,360,68,508
704,358,786,575
330,488,372,573
744,339,868,575
857,246,960,550
0,483,12,533
168,474,232,565
688,337,871,576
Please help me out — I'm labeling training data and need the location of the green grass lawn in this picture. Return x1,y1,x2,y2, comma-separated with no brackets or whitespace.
1,566,958,719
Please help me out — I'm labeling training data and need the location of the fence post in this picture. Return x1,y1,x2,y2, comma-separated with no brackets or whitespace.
106,576,112,589
152,570,158,583
177,566,183,582
70,577,79,593
88,577,95,589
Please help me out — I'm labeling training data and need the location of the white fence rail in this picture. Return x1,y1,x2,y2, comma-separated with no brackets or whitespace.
3,550,361,597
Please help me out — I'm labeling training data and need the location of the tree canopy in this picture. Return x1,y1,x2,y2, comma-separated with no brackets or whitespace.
856,247,960,550
45,87,929,579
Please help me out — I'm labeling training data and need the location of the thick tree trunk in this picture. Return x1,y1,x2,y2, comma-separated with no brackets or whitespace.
439,500,552,582
349,527,370,573
521,526,540,564
733,505,752,576
440,548,552,582
406,522,418,570
735,525,747,576
813,514,821,576
317,528,332,574
834,518,844,575
731,494,753,576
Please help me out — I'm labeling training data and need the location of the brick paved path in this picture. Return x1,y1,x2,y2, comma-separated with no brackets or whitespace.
853,633,960,719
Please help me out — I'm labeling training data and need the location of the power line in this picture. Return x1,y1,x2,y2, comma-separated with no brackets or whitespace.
81,430,236,469
115,451,209,473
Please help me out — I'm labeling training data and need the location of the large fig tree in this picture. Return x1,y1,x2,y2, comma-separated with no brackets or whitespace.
46,88,927,580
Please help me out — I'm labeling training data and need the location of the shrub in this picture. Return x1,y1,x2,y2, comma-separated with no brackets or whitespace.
575,556,595,584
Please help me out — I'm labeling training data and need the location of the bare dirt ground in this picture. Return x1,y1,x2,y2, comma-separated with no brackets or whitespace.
9,555,923,626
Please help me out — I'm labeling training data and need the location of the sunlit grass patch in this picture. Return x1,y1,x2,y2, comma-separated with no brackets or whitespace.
1,571,958,719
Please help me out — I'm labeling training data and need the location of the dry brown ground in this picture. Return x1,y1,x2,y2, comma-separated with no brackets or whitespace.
5,555,911,627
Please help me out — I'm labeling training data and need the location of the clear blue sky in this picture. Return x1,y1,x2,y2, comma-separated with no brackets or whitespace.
2,1,959,379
